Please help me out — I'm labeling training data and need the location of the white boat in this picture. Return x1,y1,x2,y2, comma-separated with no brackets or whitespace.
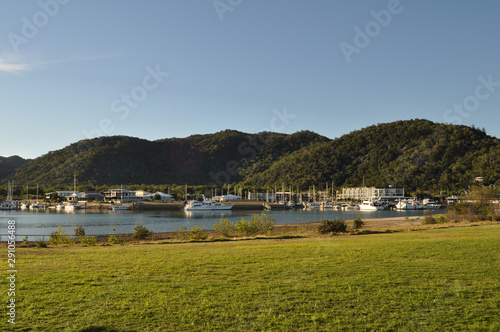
30,185,44,209
20,202,30,210
359,200,378,211
0,181,17,210
422,199,441,210
65,203,83,211
111,204,131,211
396,199,422,210
111,184,131,211
31,203,44,209
184,200,232,211
321,201,334,209
56,204,65,210
306,202,321,209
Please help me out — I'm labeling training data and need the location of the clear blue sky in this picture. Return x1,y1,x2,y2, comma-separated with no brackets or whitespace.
1,0,499,159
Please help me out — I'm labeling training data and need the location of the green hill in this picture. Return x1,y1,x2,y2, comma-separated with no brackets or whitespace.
0,155,29,181
4,120,500,192
244,120,500,192
6,130,327,187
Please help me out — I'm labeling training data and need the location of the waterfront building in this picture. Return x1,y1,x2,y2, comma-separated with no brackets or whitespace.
104,188,137,203
336,186,404,201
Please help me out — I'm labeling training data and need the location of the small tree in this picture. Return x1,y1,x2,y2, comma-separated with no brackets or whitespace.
74,226,85,237
49,226,74,244
422,209,436,225
214,218,236,237
353,216,364,230
153,193,162,201
133,224,152,239
318,219,347,234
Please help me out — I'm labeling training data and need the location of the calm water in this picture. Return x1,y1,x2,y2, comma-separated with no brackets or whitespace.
0,208,431,241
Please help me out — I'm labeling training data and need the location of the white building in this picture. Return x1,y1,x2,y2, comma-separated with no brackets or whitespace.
213,194,242,202
105,188,137,203
45,191,80,201
151,192,174,202
337,186,405,201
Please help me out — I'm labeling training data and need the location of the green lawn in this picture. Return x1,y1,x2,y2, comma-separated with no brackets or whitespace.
2,225,500,331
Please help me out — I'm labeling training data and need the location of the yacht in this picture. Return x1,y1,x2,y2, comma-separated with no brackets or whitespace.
0,181,17,210
184,200,233,211
359,200,378,211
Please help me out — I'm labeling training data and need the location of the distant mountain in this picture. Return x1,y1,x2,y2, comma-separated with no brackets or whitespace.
4,120,500,192
0,156,29,181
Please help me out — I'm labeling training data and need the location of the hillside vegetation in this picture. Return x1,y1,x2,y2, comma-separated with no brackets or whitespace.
0,156,28,180
2,120,500,192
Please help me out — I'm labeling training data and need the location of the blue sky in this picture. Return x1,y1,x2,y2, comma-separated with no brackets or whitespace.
1,0,499,159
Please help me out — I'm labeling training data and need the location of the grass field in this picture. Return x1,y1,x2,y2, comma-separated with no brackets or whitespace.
1,224,499,331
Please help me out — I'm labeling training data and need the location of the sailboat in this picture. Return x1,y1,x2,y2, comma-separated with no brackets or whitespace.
0,181,17,210
65,174,82,211
31,184,44,209
111,185,131,211
20,185,30,210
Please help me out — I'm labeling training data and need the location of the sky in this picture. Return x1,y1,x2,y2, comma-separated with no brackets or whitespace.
1,0,500,159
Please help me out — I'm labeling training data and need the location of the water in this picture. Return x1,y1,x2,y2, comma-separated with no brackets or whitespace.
0,208,431,241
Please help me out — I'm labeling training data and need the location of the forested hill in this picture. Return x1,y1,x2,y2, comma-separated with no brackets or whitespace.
5,130,328,186
0,156,29,180
4,120,500,191
243,120,500,191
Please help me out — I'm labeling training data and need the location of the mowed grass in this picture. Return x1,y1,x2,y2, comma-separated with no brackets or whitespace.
1,225,500,331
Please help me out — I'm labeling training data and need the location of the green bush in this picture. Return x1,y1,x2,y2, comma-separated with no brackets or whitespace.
353,217,364,229
174,225,188,241
188,226,208,241
214,218,236,237
435,215,448,224
74,226,85,237
22,236,29,246
235,218,258,236
422,210,436,225
318,219,347,234
36,240,48,248
251,213,276,234
235,213,277,236
108,234,125,244
133,224,152,239
79,236,97,246
49,226,75,245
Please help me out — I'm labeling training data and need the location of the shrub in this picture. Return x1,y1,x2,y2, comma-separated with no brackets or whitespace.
173,225,188,241
22,236,29,247
318,219,347,234
235,218,258,236
133,224,152,239
353,216,364,229
251,212,276,234
49,226,74,245
36,241,48,248
235,213,277,236
79,236,97,246
74,226,85,237
435,215,448,224
422,210,436,225
214,218,236,237
188,226,208,241
108,234,125,244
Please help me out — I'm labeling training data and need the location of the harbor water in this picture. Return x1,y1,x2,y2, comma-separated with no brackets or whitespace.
0,208,433,241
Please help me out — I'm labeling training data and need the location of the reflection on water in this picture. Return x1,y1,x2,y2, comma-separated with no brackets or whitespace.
0,208,431,241
183,210,233,219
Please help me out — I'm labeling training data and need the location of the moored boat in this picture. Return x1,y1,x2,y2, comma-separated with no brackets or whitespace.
184,200,233,211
